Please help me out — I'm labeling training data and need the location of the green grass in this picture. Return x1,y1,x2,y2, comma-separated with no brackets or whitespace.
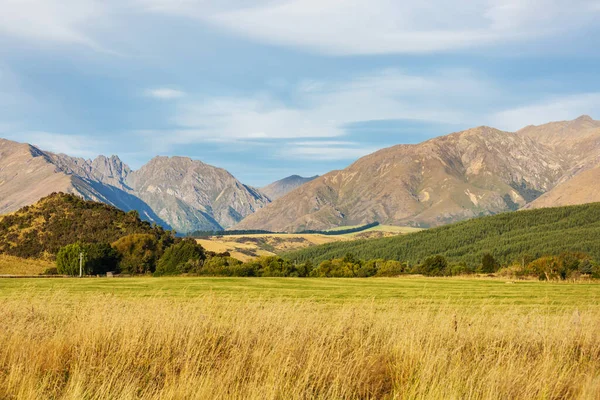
1,277,599,310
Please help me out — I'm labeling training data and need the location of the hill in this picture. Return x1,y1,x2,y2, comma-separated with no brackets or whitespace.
260,175,319,200
0,139,269,233
235,116,600,232
284,202,600,266
0,193,171,259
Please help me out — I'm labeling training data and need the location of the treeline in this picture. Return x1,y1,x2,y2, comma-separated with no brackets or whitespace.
55,240,599,281
187,222,380,238
284,203,600,267
188,229,274,238
298,222,380,236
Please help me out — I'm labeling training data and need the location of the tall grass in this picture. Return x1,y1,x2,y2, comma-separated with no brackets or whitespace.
0,254,52,276
1,292,599,399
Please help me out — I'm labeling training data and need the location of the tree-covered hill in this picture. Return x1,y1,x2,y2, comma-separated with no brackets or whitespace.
284,203,600,266
0,193,172,259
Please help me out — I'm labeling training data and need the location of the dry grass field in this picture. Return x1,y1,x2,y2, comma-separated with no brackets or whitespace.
196,226,422,261
196,233,348,261
0,254,53,276
0,277,599,399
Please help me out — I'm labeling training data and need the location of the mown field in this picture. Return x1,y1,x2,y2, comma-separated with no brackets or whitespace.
1,277,599,399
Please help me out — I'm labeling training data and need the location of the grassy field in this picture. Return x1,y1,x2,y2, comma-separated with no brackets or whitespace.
0,254,53,276
196,226,422,261
196,233,349,261
1,277,599,399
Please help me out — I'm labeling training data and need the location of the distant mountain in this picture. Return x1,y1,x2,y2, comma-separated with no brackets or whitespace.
0,193,167,259
261,175,319,200
235,116,600,232
0,139,269,233
128,156,269,232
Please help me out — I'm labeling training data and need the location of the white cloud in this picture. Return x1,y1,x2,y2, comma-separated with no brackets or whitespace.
5,131,106,159
163,68,494,144
145,88,186,100
278,143,380,161
1,0,598,55
0,0,106,48
208,0,600,55
489,93,600,131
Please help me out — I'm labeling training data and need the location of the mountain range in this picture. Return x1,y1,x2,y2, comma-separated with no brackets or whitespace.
1,115,599,233
0,139,270,233
236,115,600,231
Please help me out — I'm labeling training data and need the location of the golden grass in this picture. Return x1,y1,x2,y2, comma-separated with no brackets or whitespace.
1,287,599,399
197,234,347,261
0,254,53,276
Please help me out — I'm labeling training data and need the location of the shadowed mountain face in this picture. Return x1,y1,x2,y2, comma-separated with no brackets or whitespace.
0,139,269,233
235,116,600,232
260,175,319,200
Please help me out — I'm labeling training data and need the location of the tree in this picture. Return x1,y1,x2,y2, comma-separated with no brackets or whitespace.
419,255,448,276
112,234,160,274
155,239,206,276
56,243,86,276
481,253,499,273
56,242,121,276
84,243,120,274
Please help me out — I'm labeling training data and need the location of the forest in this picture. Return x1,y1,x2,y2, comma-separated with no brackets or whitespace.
284,202,600,267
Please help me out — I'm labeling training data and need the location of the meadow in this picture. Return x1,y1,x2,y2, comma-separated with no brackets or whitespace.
194,225,421,262
1,277,599,399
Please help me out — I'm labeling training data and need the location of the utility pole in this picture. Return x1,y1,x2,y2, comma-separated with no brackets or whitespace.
79,252,83,278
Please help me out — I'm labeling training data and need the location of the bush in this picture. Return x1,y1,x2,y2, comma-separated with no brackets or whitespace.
56,242,120,276
56,243,86,276
85,243,120,274
418,256,448,276
481,253,499,273
112,234,160,274
155,239,206,276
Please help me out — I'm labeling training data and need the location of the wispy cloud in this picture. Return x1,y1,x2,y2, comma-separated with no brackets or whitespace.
161,68,494,145
145,88,186,100
489,93,600,131
208,0,600,55
0,0,106,48
1,0,599,55
278,143,380,161
5,131,106,159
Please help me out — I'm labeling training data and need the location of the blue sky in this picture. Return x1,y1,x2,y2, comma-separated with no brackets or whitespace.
1,1,600,186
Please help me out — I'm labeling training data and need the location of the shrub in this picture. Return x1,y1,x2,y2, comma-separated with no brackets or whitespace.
56,242,120,276
112,234,160,274
481,253,499,273
84,243,120,274
418,256,449,276
56,243,86,276
155,239,206,276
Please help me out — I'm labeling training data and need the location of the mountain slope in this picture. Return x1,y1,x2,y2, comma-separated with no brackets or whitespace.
127,156,269,231
284,202,600,266
236,126,566,231
0,139,269,233
0,193,169,259
261,175,319,200
519,115,600,209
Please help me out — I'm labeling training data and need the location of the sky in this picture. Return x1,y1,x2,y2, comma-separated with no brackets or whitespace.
1,0,600,186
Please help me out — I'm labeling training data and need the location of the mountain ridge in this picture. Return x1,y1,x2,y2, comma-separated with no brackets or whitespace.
235,116,600,232
0,139,270,233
